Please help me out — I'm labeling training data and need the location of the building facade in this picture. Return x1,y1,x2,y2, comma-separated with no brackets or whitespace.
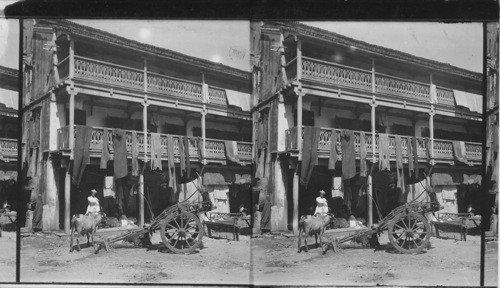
486,22,499,234
22,20,253,232
251,21,483,233
0,65,19,212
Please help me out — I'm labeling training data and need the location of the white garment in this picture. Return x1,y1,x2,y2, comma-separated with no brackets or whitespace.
225,89,251,112
103,176,115,198
86,196,100,215
314,197,329,216
453,90,483,113
331,177,343,198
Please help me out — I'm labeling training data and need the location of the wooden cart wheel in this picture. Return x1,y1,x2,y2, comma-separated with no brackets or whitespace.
388,212,431,254
160,211,203,253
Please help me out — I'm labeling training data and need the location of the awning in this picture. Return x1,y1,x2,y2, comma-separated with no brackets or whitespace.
453,90,483,114
225,89,251,112
202,166,252,186
431,171,481,186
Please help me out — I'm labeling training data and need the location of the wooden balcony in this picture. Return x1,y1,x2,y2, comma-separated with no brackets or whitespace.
0,138,18,162
285,127,482,165
57,126,252,166
57,56,230,108
285,57,456,107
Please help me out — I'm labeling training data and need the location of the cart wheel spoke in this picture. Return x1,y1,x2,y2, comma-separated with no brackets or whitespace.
166,223,177,230
394,223,405,231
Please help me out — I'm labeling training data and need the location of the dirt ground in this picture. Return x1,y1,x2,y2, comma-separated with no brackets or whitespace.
0,231,16,282
19,227,498,286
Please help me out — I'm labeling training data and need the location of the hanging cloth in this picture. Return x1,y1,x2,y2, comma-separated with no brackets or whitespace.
360,131,367,177
425,139,432,161
166,135,177,189
150,133,162,170
184,136,191,176
378,133,390,172
328,129,338,170
395,135,405,189
100,128,111,169
452,141,469,165
408,136,414,178
412,136,419,179
103,176,115,198
224,140,244,165
113,129,128,180
179,136,186,177
72,125,93,186
196,137,204,162
300,126,321,186
131,131,139,176
340,129,356,180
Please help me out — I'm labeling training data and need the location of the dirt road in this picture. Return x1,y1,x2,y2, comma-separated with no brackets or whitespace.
20,228,252,284
0,231,16,282
20,227,497,286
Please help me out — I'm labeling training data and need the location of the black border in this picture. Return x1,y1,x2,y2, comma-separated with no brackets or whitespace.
3,0,500,20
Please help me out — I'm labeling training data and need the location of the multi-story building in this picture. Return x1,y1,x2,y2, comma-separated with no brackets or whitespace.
251,21,483,233
0,65,18,210
486,22,499,234
22,19,253,232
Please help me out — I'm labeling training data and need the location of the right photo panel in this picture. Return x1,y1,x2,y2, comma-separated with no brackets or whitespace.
250,21,497,286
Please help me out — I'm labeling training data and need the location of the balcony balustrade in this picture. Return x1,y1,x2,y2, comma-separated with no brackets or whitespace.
285,56,457,107
285,126,482,164
0,138,18,162
60,56,231,108
57,126,252,165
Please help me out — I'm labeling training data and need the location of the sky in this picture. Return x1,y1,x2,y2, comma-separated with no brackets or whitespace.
305,22,483,73
0,19,484,109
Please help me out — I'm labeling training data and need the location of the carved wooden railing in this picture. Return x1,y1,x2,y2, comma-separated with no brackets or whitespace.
297,57,457,107
285,126,481,163
435,87,455,106
0,138,18,160
375,72,430,102
65,56,235,108
208,86,228,107
302,57,372,91
74,56,144,90
57,126,252,163
147,71,203,102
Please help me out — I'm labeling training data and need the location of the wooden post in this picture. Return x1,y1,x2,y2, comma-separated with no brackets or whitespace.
296,38,302,81
68,39,75,160
368,59,376,228
429,74,435,163
64,168,71,234
139,58,148,227
297,91,303,161
201,74,207,165
292,168,299,234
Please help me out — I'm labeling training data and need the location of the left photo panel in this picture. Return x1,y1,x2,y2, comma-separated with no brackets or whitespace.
20,19,253,284
0,18,19,283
